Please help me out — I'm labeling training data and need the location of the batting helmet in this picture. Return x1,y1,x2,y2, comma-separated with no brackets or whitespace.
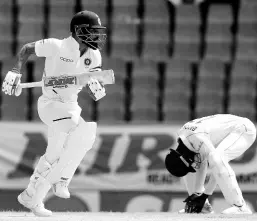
165,139,197,177
70,10,107,50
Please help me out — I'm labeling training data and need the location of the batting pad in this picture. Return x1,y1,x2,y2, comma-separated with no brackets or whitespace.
46,120,97,184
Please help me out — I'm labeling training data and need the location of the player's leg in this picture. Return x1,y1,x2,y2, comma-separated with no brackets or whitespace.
25,117,96,199
218,119,256,161
25,127,68,192
18,126,68,216
17,98,81,215
36,99,82,198
209,120,256,214
44,127,68,164
49,118,97,198
18,177,52,217
60,120,97,182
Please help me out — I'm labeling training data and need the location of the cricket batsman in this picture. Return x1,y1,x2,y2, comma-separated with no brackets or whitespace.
165,114,256,214
2,11,108,216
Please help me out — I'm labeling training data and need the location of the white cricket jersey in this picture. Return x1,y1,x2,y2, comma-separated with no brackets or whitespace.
35,36,102,102
178,114,249,153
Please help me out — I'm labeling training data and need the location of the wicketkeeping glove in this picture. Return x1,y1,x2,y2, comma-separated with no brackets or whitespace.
183,193,210,213
2,69,21,95
85,78,106,101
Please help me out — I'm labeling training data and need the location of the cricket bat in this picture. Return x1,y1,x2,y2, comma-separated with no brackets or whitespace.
15,69,115,96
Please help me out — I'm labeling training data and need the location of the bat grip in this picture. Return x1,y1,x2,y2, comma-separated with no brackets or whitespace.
20,81,43,88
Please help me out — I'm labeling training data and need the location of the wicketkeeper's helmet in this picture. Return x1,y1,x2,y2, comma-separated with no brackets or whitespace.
70,10,107,50
165,138,197,177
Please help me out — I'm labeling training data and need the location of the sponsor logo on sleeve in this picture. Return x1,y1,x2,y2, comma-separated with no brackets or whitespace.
60,57,74,62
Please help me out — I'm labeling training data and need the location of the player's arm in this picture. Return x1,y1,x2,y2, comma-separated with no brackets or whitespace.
2,42,36,95
181,154,208,195
198,134,218,195
183,134,215,213
183,164,210,213
13,38,59,72
194,160,208,194
2,38,60,95
204,174,217,195
13,42,36,73
192,134,217,194
185,173,217,213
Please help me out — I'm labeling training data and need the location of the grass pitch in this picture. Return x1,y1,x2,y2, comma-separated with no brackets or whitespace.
0,212,256,221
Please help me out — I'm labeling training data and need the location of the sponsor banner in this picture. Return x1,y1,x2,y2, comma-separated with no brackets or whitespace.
99,191,257,212
0,122,256,191
45,191,100,212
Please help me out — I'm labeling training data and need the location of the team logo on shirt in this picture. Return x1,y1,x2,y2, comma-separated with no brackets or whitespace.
84,58,92,66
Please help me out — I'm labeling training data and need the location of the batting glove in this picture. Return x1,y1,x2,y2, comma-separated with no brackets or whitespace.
184,193,210,213
2,69,21,95
85,78,106,101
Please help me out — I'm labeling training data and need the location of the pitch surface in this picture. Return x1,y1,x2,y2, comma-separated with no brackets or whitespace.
0,212,256,221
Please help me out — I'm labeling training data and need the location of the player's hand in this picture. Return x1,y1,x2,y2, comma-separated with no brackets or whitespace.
2,69,21,95
183,193,209,213
85,78,106,101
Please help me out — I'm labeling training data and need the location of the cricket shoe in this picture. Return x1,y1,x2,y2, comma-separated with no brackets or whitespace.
18,190,52,217
52,179,70,199
179,201,214,214
222,204,252,215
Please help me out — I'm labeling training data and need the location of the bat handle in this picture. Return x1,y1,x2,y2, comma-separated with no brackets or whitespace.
20,81,43,88
15,81,43,96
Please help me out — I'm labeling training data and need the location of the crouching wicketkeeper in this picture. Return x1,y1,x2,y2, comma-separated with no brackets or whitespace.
165,114,256,215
